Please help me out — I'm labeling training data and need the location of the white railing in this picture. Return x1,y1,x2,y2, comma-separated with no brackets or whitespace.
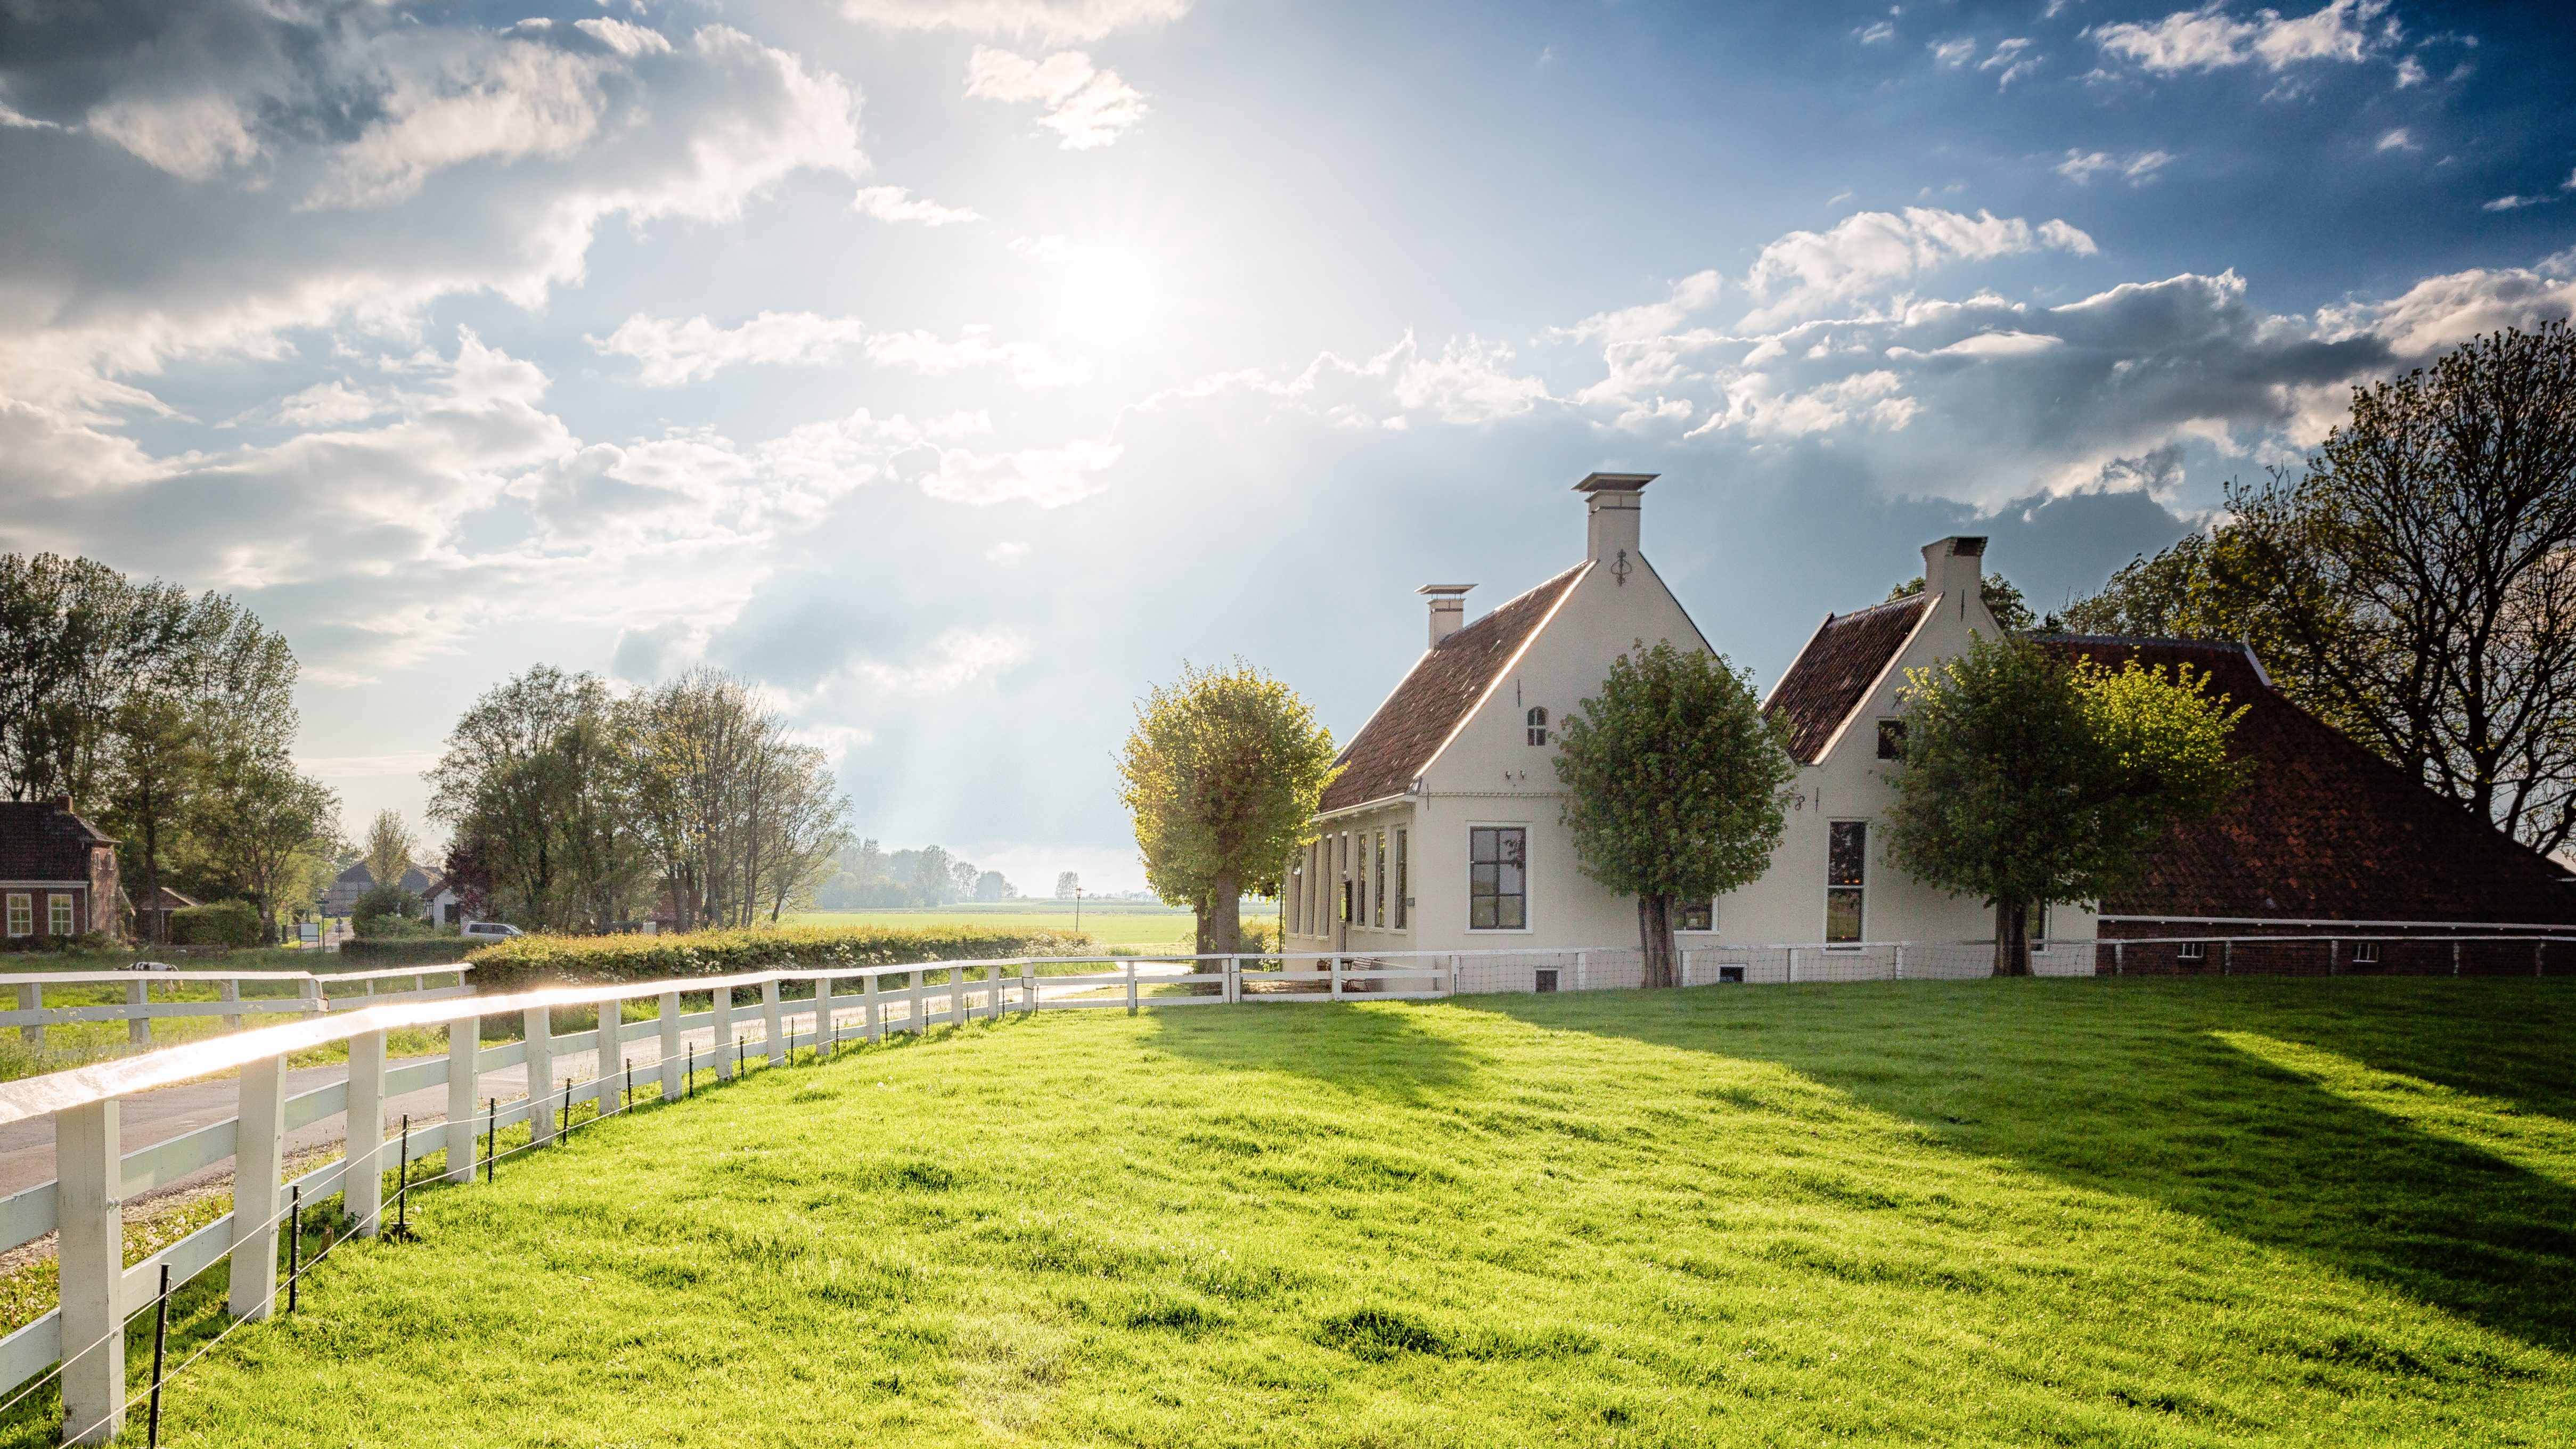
0,965,475,1048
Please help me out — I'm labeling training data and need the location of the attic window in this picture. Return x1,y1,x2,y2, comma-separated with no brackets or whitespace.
1526,707,1549,746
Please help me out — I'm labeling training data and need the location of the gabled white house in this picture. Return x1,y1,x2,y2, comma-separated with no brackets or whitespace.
1282,473,2099,959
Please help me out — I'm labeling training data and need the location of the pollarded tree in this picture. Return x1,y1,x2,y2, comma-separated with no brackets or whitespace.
1882,634,2251,977
1119,660,1341,957
1554,641,1799,989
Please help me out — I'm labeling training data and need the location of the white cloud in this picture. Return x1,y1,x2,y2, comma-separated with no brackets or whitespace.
963,46,1148,149
1929,38,1977,67
1980,38,2039,88
2393,54,2426,86
2484,195,2552,212
1393,335,1553,423
841,0,1190,44
921,438,1123,505
2376,127,2415,151
1859,21,1895,43
985,541,1032,567
864,326,1091,389
850,185,983,225
2056,149,2176,184
592,312,873,386
1741,207,2096,328
857,629,1033,694
2088,0,2387,75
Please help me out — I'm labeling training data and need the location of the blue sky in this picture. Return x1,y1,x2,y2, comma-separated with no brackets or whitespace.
4,0,2572,892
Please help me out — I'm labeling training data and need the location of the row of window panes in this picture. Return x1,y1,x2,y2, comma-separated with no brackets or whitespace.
5,894,77,937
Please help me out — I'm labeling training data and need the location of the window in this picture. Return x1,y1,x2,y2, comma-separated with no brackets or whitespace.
4,895,25,938
1825,821,1866,944
1877,720,1906,760
2352,941,2380,965
1678,898,1713,931
1394,829,1408,929
47,896,73,936
2031,902,2050,948
1526,707,1549,746
2178,941,2207,962
1373,830,1386,928
1469,827,1527,930
1534,967,1559,993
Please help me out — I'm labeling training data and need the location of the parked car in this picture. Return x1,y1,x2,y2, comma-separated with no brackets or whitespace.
461,921,524,942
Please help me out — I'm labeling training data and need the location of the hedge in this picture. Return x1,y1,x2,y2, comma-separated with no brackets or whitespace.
462,924,1100,994
171,901,260,947
339,937,473,967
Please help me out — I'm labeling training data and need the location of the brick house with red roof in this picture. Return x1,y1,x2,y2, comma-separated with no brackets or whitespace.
0,799,121,945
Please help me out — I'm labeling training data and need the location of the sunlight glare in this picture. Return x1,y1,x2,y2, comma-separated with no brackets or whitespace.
1059,248,1155,341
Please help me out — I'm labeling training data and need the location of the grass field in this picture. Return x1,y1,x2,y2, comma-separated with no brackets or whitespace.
25,976,2575,1447
786,903,1278,949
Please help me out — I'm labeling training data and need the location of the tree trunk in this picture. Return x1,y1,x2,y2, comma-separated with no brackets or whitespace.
1991,898,2032,978
1207,871,1242,959
1638,894,1678,988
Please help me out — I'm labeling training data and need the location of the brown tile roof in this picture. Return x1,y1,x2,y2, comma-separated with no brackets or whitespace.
0,800,113,882
1763,596,1933,764
1319,564,1589,813
2039,637,2576,924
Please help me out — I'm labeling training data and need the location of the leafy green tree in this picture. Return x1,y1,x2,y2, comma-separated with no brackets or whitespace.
1883,635,2251,977
1886,571,2037,632
364,808,417,890
1553,642,1798,988
196,752,341,943
1119,661,1340,956
429,666,646,930
2063,322,2576,856
101,695,202,943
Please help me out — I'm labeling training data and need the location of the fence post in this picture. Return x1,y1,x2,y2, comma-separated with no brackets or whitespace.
1680,950,1691,988
299,976,319,1017
1575,952,1588,992
2453,940,2461,976
1225,956,1239,1005
816,975,836,1059
1895,944,1906,980
951,967,968,1028
56,1096,120,1445
658,991,683,1103
15,983,36,1045
909,971,926,1036
762,980,784,1067
222,978,241,1032
1787,948,1797,985
1126,961,1139,1017
2223,940,2233,976
444,1016,478,1183
228,1052,288,1322
713,986,735,1080
863,973,882,1042
596,997,624,1114
127,979,149,1047
1449,953,1460,998
524,1006,555,1145
348,1028,387,1236
2327,939,2337,977
2540,940,2548,978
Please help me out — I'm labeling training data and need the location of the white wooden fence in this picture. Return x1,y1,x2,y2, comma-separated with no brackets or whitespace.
0,965,475,1047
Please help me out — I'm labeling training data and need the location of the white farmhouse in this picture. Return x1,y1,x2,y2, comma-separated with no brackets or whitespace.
1281,473,2098,963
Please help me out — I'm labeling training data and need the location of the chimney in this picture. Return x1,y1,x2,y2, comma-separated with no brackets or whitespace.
1418,584,1475,647
1920,536,1988,618
1575,472,1656,563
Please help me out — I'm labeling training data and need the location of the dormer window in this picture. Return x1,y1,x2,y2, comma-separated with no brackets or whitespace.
1526,707,1549,746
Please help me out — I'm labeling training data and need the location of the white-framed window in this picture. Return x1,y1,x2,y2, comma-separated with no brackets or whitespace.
2031,902,2050,949
1526,707,1549,746
1826,821,1866,945
47,895,74,936
2352,941,2380,964
1469,826,1528,930
1679,898,1713,932
2178,941,2207,962
1372,830,1386,928
4,894,27,938
1393,829,1408,930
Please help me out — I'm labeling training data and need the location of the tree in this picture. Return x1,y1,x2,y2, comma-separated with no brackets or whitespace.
975,870,1016,902
428,666,644,930
364,808,416,890
1882,635,2251,977
1118,661,1340,956
1553,642,1799,988
101,695,202,943
1056,871,1080,899
197,754,341,943
1887,571,2037,632
2062,322,2576,857
912,845,955,906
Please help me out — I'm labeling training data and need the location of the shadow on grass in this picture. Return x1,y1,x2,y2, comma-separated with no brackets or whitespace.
1458,977,2576,1354
1140,1002,1482,1100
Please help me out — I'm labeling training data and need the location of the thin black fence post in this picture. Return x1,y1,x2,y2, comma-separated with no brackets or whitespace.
686,1044,694,1099
560,1078,571,1140
486,1097,497,1183
287,1184,301,1313
147,1263,170,1449
396,1114,411,1236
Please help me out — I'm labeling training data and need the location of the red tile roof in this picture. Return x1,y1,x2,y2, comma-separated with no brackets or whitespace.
0,800,113,882
1319,564,1589,813
1763,596,1933,764
2041,637,2576,924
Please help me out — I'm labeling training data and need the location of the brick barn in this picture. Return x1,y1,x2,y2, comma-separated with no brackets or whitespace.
0,798,121,945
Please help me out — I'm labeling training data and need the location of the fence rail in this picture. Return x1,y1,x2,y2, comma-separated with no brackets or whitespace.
0,965,475,1048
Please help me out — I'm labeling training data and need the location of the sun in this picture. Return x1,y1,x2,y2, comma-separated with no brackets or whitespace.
1057,248,1155,342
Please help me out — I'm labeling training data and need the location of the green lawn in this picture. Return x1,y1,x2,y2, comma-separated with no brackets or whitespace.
35,977,2576,1447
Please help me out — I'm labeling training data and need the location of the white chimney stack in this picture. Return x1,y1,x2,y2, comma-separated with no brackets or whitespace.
1418,584,1474,646
1575,472,1656,562
1920,536,1989,618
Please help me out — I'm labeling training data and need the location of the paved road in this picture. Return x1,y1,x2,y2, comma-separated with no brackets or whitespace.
0,963,1197,1203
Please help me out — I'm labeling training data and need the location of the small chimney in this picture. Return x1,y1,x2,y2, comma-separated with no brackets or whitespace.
1920,536,1989,618
1418,584,1475,646
1575,472,1656,562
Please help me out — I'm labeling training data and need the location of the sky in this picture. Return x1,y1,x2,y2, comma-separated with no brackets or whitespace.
4,0,2574,895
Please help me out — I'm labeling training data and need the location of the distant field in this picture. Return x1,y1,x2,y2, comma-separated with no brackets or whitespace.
786,904,1277,948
